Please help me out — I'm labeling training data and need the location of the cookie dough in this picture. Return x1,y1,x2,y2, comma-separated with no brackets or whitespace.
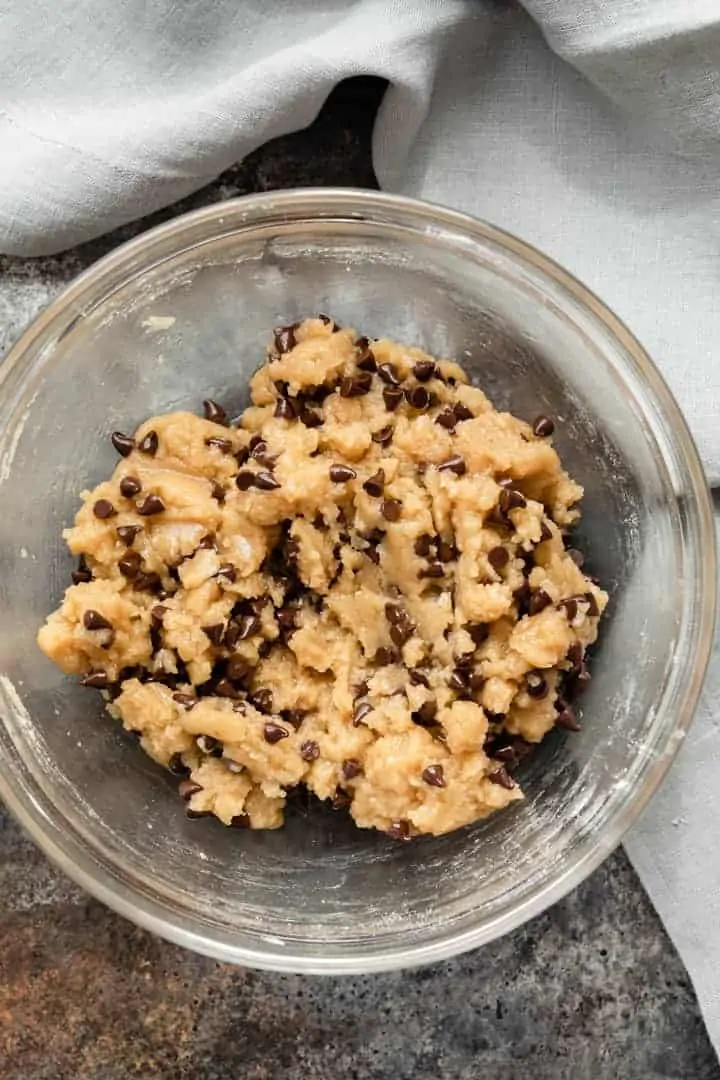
37,317,607,838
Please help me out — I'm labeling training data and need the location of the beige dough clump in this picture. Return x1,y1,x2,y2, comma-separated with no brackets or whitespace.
37,317,607,838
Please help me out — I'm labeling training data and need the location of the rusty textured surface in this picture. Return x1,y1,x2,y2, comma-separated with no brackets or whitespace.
1,77,719,1080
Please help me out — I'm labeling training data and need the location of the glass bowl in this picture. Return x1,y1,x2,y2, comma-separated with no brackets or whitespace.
0,190,714,973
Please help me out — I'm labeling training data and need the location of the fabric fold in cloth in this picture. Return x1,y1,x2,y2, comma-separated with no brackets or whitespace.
0,0,719,1055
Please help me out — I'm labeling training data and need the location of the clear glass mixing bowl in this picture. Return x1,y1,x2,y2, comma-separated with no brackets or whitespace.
0,190,714,973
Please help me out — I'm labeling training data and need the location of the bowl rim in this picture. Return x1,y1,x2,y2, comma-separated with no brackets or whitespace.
0,187,716,973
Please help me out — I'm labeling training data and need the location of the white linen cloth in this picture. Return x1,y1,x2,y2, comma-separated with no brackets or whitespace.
1,0,719,1052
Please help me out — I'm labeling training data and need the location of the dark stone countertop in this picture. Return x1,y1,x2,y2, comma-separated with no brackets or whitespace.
1,78,718,1080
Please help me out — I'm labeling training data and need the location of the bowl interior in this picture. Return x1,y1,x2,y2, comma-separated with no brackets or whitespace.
0,195,709,970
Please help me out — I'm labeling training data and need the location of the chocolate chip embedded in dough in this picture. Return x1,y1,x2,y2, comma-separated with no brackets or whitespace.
138,430,159,456
381,498,402,522
422,764,446,788
263,721,289,745
414,360,436,382
137,493,165,516
93,498,116,519
532,415,555,437
111,431,135,457
83,609,112,631
488,766,515,790
203,399,229,426
329,464,357,483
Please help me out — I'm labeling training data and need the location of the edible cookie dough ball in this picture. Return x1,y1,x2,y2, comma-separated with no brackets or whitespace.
37,317,607,838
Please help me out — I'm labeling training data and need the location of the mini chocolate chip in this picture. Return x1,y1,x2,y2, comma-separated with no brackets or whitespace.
409,667,430,688
283,709,306,731
566,666,592,699
83,609,112,631
371,425,394,445
274,395,298,420
567,641,584,673
150,605,167,627
386,820,412,841
377,363,401,386
414,360,436,382
540,521,553,542
236,470,256,490
138,430,158,456
331,789,353,811
197,534,216,551
111,431,135,457
556,703,581,731
381,498,402,522
499,488,527,514
230,813,251,828
342,759,363,780
300,407,323,428
372,647,398,666
357,353,377,375
469,672,485,691
226,655,252,683
215,563,236,585
384,604,407,627
276,606,297,633
210,479,225,503
235,446,250,466
93,498,116,519
168,753,189,777
488,546,509,572
467,623,488,647
214,678,241,699
435,408,457,431
81,671,109,688
419,561,444,579
237,614,261,640
525,671,548,699
405,386,431,410
414,534,434,557
422,764,446,788
438,455,466,476
340,372,373,398
179,779,203,801
559,597,579,621
363,469,385,497
133,571,162,593
273,324,297,354
414,699,438,725
529,589,553,615
263,721,289,745
383,386,404,411
251,688,274,714
119,475,142,499
318,313,335,328
116,525,141,547
172,692,197,711
254,471,281,491
205,436,233,453
202,623,224,645
353,701,373,726
390,623,413,648
203,399,229,426
453,403,474,422
329,464,357,483
137,493,165,515
533,415,555,437
448,669,469,691
488,766,515,790
436,540,457,563
584,592,600,617
299,739,320,763
118,550,142,579
185,808,213,820
71,556,92,585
